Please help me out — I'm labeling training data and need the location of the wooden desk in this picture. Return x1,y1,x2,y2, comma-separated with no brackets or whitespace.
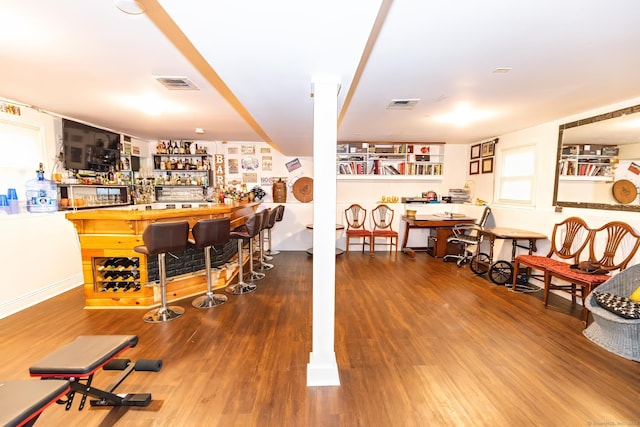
401,215,475,257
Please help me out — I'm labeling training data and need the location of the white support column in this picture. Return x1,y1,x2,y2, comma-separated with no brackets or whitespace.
307,75,341,387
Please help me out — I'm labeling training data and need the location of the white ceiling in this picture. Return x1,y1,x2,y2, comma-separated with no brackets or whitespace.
1,0,639,156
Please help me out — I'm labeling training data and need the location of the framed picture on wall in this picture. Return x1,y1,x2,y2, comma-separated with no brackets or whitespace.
470,144,481,159
481,138,498,157
469,160,480,175
482,157,494,174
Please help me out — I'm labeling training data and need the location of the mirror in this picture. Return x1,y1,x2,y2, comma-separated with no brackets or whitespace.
553,104,640,212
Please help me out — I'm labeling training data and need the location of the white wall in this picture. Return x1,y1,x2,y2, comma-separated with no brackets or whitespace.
0,107,83,319
464,96,640,264
3,97,640,317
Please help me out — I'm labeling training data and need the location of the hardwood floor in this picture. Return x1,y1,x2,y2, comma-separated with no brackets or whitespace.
1,251,639,426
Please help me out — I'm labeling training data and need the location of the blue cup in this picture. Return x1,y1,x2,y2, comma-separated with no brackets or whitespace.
7,188,17,200
0,195,8,207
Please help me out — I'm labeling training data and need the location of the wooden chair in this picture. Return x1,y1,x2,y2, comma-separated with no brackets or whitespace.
512,216,591,291
370,204,398,254
344,204,371,253
544,221,640,324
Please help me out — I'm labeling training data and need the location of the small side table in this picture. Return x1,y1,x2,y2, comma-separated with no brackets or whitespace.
306,224,345,256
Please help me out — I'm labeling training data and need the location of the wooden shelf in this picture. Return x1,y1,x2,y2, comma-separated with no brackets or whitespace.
559,144,617,179
337,142,444,178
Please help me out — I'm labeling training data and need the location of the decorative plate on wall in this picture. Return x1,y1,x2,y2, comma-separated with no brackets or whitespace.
612,179,638,204
292,177,313,203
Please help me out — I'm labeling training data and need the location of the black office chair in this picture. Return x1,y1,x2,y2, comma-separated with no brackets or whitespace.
443,207,492,267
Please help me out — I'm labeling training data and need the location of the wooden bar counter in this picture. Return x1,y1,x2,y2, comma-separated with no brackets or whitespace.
65,202,260,308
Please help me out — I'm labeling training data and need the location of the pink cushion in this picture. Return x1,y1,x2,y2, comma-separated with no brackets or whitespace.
346,230,371,236
372,230,398,236
515,255,570,270
546,262,610,285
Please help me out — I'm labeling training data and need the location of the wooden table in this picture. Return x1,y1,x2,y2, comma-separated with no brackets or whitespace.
480,227,548,262
477,227,548,286
401,214,475,257
306,224,345,255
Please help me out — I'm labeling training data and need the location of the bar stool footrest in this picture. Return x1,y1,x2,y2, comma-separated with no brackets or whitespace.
143,306,185,323
192,293,228,308
226,283,257,295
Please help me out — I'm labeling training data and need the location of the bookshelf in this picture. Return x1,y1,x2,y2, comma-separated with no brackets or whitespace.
558,144,617,181
337,142,444,179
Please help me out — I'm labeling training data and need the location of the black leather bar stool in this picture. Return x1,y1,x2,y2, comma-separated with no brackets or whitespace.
190,218,230,309
134,221,189,323
226,212,263,295
265,205,285,257
256,208,274,271
246,209,267,281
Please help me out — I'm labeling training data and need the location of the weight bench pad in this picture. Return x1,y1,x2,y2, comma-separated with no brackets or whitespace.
0,379,70,427
29,335,138,377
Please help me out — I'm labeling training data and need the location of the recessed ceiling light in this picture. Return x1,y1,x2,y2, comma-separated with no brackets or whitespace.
387,99,420,110
114,0,145,15
195,128,205,134
493,67,512,74
432,102,494,126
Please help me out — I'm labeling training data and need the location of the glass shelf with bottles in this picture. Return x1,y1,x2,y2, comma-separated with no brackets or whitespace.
58,184,129,210
155,140,208,156
153,154,212,172
155,186,207,203
337,142,444,179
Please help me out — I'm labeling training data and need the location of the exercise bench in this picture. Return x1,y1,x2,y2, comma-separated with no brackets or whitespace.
28,335,162,411
0,379,70,427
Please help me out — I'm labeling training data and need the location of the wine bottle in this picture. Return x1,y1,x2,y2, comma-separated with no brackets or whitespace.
101,282,117,292
98,259,113,270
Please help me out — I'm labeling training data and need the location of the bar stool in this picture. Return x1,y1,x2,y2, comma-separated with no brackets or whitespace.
247,210,267,280
226,212,263,295
190,218,230,309
265,205,285,256
257,208,275,271
134,221,189,323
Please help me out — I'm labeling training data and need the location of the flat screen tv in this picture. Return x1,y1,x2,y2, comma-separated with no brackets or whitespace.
63,119,121,172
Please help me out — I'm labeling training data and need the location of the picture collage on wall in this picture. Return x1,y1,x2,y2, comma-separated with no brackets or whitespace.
220,141,312,203
469,138,498,175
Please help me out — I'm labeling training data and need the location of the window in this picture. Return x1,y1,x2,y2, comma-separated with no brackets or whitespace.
0,120,47,200
495,144,536,206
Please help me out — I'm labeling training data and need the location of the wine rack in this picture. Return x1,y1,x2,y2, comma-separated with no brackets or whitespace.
93,257,141,293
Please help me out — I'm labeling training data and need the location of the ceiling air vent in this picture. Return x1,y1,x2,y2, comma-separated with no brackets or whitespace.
387,99,420,110
153,76,199,90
